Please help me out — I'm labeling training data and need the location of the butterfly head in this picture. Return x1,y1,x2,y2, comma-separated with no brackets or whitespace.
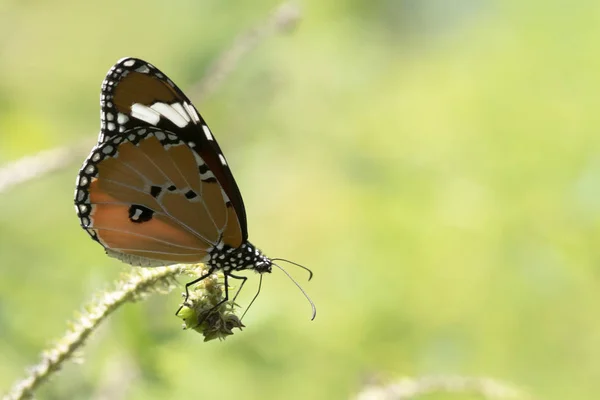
244,243,272,274
254,254,273,274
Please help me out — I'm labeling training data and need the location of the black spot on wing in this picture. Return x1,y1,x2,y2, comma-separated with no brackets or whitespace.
150,185,162,198
185,190,198,199
128,205,154,223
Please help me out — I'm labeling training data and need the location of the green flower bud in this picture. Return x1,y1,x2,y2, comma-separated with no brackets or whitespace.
176,268,245,341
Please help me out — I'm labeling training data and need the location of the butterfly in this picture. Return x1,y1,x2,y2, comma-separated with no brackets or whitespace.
74,57,315,320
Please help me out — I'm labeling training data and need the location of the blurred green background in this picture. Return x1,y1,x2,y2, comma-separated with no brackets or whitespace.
1,0,600,399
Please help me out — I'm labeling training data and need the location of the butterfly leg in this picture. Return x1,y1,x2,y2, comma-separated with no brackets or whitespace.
194,273,231,328
227,273,248,303
175,269,216,316
233,273,263,321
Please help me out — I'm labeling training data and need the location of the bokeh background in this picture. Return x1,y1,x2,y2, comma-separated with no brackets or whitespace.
1,0,600,399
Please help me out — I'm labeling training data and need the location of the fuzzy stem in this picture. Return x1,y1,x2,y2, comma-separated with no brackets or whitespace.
2,265,200,400
355,375,533,400
189,2,301,101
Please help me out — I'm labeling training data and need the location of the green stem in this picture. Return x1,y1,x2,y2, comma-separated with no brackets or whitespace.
2,265,191,400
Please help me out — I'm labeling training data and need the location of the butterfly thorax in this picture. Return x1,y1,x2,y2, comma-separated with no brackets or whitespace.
209,242,272,274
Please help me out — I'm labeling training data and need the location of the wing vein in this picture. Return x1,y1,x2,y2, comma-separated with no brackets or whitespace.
101,177,214,246
164,145,220,232
126,143,221,239
108,248,208,256
90,225,208,251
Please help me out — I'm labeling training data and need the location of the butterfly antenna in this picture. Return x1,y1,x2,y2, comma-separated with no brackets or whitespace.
240,274,263,321
271,258,314,281
272,261,317,320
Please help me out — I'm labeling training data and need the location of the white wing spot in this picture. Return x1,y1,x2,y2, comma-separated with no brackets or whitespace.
171,102,191,122
219,154,227,166
136,65,150,73
131,103,160,125
155,131,166,141
102,145,114,154
150,102,189,128
221,188,230,203
192,151,205,167
123,59,135,67
200,170,215,180
184,102,200,123
130,208,143,220
107,122,116,131
117,113,129,124
203,125,213,141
